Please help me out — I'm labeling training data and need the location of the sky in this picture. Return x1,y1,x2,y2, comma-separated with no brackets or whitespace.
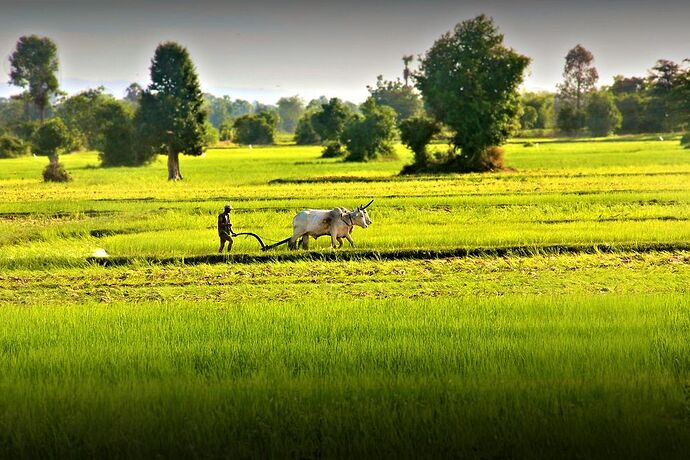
0,0,689,103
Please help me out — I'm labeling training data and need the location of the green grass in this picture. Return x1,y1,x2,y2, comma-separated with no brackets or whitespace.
1,296,689,458
1,135,690,457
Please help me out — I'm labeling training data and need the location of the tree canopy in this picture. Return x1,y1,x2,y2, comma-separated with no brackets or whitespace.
342,98,397,162
415,14,530,172
137,42,207,180
9,35,60,124
558,45,598,111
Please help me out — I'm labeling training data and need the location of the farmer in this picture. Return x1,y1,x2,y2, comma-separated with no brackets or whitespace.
218,204,236,253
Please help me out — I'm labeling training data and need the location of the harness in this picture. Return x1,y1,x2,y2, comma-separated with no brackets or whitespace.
341,212,355,229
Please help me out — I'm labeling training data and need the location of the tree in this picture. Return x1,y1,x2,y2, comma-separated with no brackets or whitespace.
520,106,538,130
233,112,276,145
615,93,645,134
137,42,207,180
399,115,440,170
341,98,397,162
646,60,682,132
294,115,320,145
98,100,148,167
56,87,113,150
520,92,554,130
311,98,352,142
306,96,329,111
32,118,73,181
367,75,422,121
277,96,305,133
557,104,586,135
611,75,646,96
124,83,143,105
558,45,598,111
0,135,28,159
415,15,530,172
402,55,414,87
586,91,622,136
8,35,60,124
672,67,690,146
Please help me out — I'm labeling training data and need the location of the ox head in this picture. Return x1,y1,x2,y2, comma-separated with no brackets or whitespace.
347,200,373,228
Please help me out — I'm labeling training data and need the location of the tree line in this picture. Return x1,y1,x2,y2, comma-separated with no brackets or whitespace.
2,16,689,181
520,47,690,138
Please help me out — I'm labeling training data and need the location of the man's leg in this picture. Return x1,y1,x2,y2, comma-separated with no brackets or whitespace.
226,236,233,252
219,236,226,253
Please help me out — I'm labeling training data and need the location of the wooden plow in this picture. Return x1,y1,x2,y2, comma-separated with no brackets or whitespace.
232,232,291,251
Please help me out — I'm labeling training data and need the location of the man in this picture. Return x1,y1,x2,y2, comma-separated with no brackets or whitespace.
218,204,236,253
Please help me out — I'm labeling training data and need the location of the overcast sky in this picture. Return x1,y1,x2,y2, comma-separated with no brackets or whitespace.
1,0,689,103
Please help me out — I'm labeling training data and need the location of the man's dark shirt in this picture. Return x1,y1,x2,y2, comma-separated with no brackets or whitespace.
218,213,232,237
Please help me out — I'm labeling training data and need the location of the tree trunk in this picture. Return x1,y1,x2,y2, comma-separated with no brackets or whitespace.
167,147,183,180
49,154,58,165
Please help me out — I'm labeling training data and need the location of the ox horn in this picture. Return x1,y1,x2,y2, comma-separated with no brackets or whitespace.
362,199,374,209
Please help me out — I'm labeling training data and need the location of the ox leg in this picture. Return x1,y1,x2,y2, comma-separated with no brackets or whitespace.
345,234,355,247
336,237,344,248
331,233,339,249
300,235,309,250
288,232,301,250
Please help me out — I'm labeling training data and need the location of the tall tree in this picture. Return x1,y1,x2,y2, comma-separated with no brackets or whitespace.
137,42,207,180
8,35,60,124
415,14,530,172
277,96,305,133
402,55,414,87
646,60,682,132
558,45,598,111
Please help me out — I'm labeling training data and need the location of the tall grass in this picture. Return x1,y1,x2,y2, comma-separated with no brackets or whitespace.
0,295,688,458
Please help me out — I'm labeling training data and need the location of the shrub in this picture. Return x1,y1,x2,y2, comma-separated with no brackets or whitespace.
586,91,622,136
557,105,586,135
42,161,72,182
219,120,234,142
321,141,345,158
681,132,690,149
294,116,320,145
0,135,28,158
204,121,219,146
399,116,440,169
233,113,276,145
342,98,397,162
477,146,504,171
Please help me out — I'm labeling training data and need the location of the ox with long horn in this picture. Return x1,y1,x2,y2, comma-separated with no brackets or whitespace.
289,200,374,250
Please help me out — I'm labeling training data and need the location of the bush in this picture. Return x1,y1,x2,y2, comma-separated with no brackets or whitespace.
204,121,219,146
219,120,234,142
342,98,397,162
321,141,345,158
32,118,72,158
681,133,690,149
586,91,622,136
0,135,28,158
42,161,72,182
477,146,505,171
399,116,440,169
557,105,586,135
233,113,276,145
294,116,320,145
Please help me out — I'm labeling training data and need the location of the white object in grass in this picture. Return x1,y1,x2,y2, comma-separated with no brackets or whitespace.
92,248,109,258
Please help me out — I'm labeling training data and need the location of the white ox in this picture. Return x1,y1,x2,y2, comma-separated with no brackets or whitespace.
289,200,373,250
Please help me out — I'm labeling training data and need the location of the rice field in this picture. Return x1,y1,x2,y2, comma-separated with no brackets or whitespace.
1,136,689,458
